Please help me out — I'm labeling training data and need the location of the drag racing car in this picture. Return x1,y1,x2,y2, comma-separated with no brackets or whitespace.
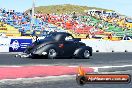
16,32,92,59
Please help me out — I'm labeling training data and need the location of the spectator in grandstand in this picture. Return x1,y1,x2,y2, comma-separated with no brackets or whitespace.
72,12,77,20
0,33,6,38
89,26,98,37
2,8,6,13
104,26,109,31
108,34,112,40
0,9,2,14
0,23,4,27
86,34,90,39
45,14,49,22
97,22,103,29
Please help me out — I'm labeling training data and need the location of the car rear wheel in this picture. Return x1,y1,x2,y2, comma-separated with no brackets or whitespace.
48,49,57,59
83,50,90,59
74,48,91,59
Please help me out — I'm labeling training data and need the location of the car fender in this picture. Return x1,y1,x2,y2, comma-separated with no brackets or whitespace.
33,44,62,56
74,46,92,58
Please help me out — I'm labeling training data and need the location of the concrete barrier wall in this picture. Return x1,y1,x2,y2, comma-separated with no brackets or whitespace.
81,39,132,52
0,37,132,52
0,37,11,52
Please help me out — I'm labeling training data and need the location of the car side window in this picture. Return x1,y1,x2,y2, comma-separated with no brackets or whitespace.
65,35,73,41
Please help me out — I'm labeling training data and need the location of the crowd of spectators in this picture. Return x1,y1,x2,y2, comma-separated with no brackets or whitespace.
0,8,58,36
0,8,132,38
34,10,132,38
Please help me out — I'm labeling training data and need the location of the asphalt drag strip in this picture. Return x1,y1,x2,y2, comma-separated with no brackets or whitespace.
0,74,131,88
0,65,132,88
0,53,132,88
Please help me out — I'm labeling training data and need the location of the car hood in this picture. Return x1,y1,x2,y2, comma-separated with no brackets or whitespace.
28,39,55,53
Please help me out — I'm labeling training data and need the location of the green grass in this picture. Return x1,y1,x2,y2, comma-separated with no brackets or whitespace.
25,4,112,14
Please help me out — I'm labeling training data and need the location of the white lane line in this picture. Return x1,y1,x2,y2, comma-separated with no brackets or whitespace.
92,65,132,69
92,67,99,72
90,65,132,72
99,70,132,74
68,65,132,72
67,66,78,67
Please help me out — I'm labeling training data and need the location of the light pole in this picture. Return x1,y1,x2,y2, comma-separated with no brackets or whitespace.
31,0,35,30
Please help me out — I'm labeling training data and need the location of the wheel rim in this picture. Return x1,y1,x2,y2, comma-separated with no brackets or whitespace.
84,50,90,58
49,49,57,57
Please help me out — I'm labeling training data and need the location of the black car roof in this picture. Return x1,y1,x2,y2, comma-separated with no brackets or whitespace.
48,32,73,41
50,32,72,36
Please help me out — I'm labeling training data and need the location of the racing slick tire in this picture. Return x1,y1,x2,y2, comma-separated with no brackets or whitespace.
48,48,58,59
83,49,91,59
74,47,92,59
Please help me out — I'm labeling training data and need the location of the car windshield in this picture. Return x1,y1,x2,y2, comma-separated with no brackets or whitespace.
65,35,74,41
32,32,57,45
32,38,48,45
44,32,57,39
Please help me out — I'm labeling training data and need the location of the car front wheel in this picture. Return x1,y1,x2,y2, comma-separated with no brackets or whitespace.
48,49,57,59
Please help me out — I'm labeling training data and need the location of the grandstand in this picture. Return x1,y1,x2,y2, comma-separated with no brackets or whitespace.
0,8,66,37
0,6,132,40
0,22,21,37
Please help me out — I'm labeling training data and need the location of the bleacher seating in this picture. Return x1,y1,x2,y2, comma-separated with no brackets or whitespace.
0,8,132,39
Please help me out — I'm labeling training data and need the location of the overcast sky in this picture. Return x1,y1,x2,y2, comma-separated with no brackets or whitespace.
0,0,131,17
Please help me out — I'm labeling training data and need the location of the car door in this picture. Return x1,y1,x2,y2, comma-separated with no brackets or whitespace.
63,35,77,57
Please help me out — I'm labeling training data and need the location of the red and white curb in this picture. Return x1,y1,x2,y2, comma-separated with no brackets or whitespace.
0,65,131,81
0,65,94,80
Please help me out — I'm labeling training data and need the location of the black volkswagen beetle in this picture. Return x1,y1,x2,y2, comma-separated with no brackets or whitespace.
17,32,92,59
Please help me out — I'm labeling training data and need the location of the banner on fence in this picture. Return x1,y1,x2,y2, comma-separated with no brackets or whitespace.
9,39,32,52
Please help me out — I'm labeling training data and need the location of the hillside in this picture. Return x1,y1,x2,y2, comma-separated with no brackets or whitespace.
25,4,112,14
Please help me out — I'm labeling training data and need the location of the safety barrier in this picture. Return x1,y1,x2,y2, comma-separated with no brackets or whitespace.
0,37,132,52
0,38,10,52
81,39,132,52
